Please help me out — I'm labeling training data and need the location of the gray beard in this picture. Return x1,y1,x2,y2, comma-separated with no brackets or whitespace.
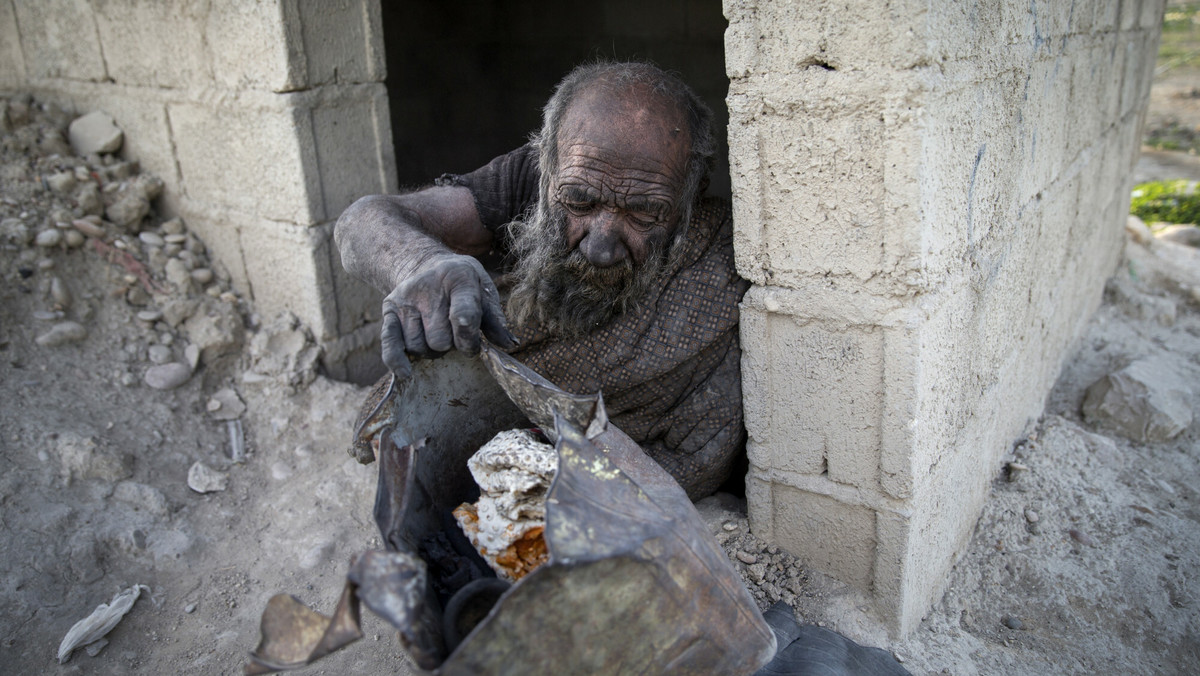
505,202,675,338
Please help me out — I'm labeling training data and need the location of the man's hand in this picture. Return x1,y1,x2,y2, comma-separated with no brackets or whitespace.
380,253,516,378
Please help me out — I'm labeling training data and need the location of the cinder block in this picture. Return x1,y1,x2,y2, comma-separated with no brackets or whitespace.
239,220,339,341
207,0,301,92
745,311,884,486
1120,36,1145,118
92,0,211,88
12,0,107,82
0,1,27,89
328,237,382,336
1066,44,1107,160
168,100,322,224
310,84,397,221
295,0,385,86
772,483,877,590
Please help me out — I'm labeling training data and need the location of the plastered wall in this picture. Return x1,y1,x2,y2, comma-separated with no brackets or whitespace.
0,0,395,380
727,0,1163,633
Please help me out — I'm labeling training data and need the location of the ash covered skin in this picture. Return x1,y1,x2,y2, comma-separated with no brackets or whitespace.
454,430,557,581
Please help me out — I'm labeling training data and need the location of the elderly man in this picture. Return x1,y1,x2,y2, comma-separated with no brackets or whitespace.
335,62,748,499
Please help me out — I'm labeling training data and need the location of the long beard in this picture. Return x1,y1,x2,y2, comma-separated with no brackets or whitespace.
506,202,671,338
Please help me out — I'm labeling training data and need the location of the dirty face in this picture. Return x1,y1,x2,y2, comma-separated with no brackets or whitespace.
551,85,691,268
505,84,692,337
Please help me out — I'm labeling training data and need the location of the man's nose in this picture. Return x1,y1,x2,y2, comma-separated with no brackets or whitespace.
577,213,628,267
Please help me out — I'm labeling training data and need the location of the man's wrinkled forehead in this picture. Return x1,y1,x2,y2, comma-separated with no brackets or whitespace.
555,81,691,178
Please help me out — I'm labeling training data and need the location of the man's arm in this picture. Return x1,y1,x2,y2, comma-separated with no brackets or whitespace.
334,185,516,378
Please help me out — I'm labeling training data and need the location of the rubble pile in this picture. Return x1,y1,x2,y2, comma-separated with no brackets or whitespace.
0,94,246,391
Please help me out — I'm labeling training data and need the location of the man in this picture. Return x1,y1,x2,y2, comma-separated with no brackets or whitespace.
335,62,748,499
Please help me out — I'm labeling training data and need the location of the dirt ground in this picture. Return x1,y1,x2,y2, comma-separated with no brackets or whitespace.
1,80,1199,675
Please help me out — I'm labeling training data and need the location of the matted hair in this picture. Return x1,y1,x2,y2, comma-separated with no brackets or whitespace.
529,61,716,232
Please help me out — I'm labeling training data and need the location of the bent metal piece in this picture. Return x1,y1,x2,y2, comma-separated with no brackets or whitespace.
247,344,776,675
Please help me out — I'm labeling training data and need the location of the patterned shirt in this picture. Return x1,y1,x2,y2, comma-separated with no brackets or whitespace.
439,145,749,499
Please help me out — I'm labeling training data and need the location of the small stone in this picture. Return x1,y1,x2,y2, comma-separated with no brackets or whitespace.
137,309,163,323
68,110,124,155
184,344,200,372
160,332,174,346
33,310,63,321
1082,357,1193,442
125,285,150,307
164,233,187,244
187,462,228,494
106,195,149,230
35,321,87,347
165,258,192,291
35,228,62,247
75,183,103,215
1,217,31,245
736,551,758,565
1068,529,1095,547
144,362,191,390
47,171,77,193
1024,509,1039,523
37,258,54,271
63,230,85,248
1001,615,1023,630
139,231,164,247
161,217,185,235
49,276,71,309
190,267,214,285
147,344,172,364
207,388,246,421
205,285,221,297
184,603,197,614
722,520,739,532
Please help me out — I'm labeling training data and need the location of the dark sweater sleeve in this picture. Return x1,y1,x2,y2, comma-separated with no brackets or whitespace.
435,144,540,233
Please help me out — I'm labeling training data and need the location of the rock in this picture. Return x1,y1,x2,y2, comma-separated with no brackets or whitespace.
49,276,71,309
113,481,169,516
161,217,185,235
206,388,246,421
1024,509,1039,523
736,551,758,565
144,362,192,390
246,312,319,386
187,462,227,494
125,285,150,306
55,431,132,483
47,171,77,193
35,228,63,247
183,298,244,363
68,110,123,155
136,309,163,323
185,343,200,372
190,267,213,285
63,229,85,248
1,217,31,245
105,194,149,230
74,183,103,215
131,174,163,201
1156,224,1200,248
1002,615,1023,630
184,603,197,614
165,257,192,292
35,321,87,347
139,231,164,247
1082,357,1193,442
71,218,105,238
160,297,200,328
147,344,172,364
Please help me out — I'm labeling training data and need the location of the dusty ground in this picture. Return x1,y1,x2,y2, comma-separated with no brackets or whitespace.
1,82,1198,676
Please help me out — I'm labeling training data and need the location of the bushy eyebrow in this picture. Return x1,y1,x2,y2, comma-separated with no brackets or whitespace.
559,186,598,203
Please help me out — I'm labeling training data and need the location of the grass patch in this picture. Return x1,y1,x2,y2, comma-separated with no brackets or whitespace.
1159,4,1200,72
1131,180,1200,225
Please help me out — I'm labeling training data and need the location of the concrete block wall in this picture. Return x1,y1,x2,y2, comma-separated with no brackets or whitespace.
727,0,1162,634
0,0,395,380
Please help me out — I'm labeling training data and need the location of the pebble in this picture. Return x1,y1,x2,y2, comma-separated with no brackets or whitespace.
49,276,70,309
46,171,76,193
37,258,54,271
184,603,197,614
185,344,200,372
1002,615,1023,630
206,388,246,421
722,520,739,532
191,267,213,285
136,309,163,322
35,228,62,247
139,231,164,247
1068,529,1095,547
1024,509,1039,523
164,233,187,244
187,461,227,494
63,229,85,248
33,310,63,321
162,218,185,235
147,344,172,364
35,321,87,347
144,362,191,390
736,551,758,565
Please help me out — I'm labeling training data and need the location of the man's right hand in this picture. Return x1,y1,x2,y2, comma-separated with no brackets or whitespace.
380,253,517,379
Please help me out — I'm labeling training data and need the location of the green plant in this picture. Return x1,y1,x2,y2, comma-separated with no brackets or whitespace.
1130,180,1200,225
